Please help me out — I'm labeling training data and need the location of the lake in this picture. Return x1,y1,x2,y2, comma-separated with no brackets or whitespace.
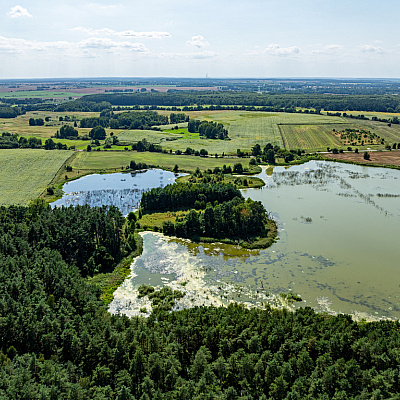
109,160,400,320
51,169,182,215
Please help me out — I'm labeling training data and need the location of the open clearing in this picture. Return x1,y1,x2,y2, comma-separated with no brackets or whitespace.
0,149,73,205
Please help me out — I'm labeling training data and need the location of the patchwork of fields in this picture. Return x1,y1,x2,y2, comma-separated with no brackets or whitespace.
0,149,72,205
1,109,400,206
148,110,346,153
3,110,400,155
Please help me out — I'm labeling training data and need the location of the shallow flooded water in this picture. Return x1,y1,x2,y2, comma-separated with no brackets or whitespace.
110,161,400,320
51,169,181,215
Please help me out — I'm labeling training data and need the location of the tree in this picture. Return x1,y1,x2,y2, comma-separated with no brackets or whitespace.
90,126,106,140
199,149,208,157
57,124,78,138
44,138,55,150
173,165,179,173
251,144,262,156
265,149,275,164
233,163,243,174
29,118,36,126
364,151,370,160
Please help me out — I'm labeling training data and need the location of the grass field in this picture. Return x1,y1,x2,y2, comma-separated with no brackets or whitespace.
117,130,183,145
71,150,249,173
0,149,73,205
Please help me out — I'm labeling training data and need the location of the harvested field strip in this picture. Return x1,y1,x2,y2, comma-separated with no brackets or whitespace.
279,124,343,150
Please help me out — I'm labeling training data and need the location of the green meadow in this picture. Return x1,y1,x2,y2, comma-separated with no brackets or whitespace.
0,149,73,205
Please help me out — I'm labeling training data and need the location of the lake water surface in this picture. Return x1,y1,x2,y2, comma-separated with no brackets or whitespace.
109,161,400,320
52,169,181,215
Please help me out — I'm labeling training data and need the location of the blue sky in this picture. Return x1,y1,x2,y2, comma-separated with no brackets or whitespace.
1,0,399,79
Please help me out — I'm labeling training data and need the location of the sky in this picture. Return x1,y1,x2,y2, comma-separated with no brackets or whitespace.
1,0,400,79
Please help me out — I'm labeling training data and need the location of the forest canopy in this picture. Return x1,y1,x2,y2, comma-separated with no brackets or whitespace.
1,203,400,398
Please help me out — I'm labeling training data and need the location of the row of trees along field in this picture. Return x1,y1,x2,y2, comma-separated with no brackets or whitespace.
54,91,400,113
0,132,72,150
2,202,400,398
0,133,43,149
140,182,241,213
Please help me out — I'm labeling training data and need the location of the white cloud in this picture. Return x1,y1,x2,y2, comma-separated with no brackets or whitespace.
160,50,217,60
78,37,148,52
8,5,32,18
0,35,148,58
186,35,209,48
86,3,121,11
359,44,385,53
311,44,344,55
72,27,171,39
265,44,300,56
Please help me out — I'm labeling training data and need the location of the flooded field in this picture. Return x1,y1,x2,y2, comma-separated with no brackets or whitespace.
51,169,181,215
110,161,400,320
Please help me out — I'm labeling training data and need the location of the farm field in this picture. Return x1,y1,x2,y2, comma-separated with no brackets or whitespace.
0,91,79,99
117,130,182,145
3,110,400,157
147,110,346,154
323,149,400,167
0,149,72,205
342,119,400,144
71,150,246,173
279,119,400,151
0,111,122,149
279,124,345,151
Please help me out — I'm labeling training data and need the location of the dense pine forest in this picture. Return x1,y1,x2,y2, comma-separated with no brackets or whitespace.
140,182,242,213
1,202,400,398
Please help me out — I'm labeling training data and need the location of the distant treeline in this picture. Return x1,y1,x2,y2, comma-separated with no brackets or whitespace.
0,105,21,118
54,91,400,113
140,182,241,212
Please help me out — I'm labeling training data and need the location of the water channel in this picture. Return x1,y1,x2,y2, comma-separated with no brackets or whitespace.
53,162,400,320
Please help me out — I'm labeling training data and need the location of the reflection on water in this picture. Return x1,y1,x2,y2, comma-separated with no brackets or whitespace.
51,169,182,215
110,161,400,321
